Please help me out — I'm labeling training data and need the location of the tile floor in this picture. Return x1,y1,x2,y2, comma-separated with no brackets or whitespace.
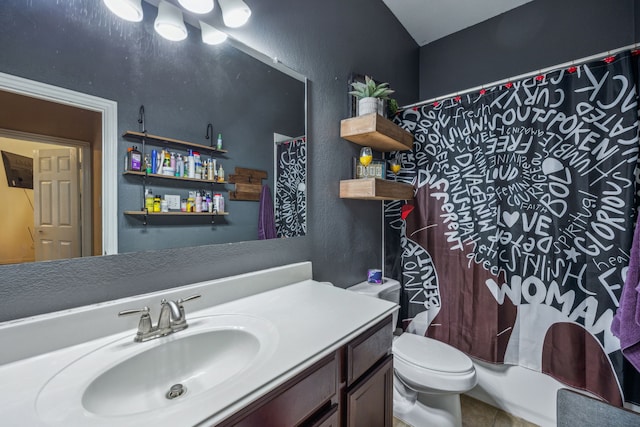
393,395,539,427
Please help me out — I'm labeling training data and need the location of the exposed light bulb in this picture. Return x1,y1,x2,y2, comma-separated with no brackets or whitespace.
103,0,143,22
154,0,188,41
200,21,228,45
178,0,214,15
218,0,251,28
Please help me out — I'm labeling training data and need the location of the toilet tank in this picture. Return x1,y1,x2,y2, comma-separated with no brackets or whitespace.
347,278,401,327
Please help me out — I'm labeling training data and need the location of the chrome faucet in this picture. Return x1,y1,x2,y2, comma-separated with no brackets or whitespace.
119,294,201,342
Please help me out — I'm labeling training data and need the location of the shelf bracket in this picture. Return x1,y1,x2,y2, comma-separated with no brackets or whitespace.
138,105,146,133
205,123,214,148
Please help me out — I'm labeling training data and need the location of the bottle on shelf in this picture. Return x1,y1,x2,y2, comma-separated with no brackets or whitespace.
195,191,203,212
217,133,223,150
194,151,202,179
218,163,224,182
176,155,184,177
188,150,195,179
145,188,154,213
125,146,142,172
151,149,158,174
144,154,151,174
153,195,161,213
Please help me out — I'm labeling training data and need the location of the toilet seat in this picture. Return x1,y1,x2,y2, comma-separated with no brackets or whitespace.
393,333,477,393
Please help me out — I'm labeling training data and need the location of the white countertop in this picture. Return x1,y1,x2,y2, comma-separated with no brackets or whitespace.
0,265,396,426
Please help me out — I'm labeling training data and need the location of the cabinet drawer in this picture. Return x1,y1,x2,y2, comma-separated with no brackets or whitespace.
308,404,339,427
346,316,392,386
219,352,338,427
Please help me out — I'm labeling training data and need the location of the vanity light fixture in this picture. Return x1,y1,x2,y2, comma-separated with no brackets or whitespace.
218,0,252,28
154,0,188,41
200,21,228,45
178,0,214,15
103,0,143,22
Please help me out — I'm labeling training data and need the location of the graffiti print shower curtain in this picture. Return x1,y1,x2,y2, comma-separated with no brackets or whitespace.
385,51,640,404
275,137,306,237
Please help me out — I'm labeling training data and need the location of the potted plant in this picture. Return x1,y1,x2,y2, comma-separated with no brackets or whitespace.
349,75,395,116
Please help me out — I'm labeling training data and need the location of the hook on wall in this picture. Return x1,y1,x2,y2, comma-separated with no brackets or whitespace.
138,105,146,133
205,123,214,147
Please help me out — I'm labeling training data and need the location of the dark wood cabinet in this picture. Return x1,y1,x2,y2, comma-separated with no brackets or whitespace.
215,316,393,427
346,355,393,427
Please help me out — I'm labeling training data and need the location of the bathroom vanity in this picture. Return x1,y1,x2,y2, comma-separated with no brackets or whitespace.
0,262,395,426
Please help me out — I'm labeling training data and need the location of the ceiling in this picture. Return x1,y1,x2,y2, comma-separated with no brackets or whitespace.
382,0,534,46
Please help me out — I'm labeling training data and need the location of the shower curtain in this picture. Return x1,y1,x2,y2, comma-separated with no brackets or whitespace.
385,50,640,405
275,136,306,237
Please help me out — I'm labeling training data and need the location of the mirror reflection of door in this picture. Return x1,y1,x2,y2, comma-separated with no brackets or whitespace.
0,132,93,265
33,148,80,261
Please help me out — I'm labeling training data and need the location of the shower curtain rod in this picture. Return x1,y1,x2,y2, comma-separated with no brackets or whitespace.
401,41,640,111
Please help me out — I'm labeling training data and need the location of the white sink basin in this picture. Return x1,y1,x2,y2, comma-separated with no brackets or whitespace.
36,314,278,425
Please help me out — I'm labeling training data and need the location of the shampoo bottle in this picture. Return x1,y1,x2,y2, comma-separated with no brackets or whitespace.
217,133,223,150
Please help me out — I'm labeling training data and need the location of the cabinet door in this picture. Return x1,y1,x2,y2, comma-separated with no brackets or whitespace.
346,355,393,427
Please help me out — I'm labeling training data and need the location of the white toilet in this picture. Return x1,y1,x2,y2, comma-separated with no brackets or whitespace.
348,279,477,427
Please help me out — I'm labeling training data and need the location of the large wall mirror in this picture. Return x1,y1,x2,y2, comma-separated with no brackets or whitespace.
0,0,307,266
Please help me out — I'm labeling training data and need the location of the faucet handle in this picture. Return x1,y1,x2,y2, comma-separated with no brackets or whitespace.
177,294,201,305
118,306,153,342
118,306,151,317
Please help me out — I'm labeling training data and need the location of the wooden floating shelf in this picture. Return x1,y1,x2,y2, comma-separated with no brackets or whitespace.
340,113,413,152
123,170,228,184
340,178,413,200
124,211,229,216
123,131,228,154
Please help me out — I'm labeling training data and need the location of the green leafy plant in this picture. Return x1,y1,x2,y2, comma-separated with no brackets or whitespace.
387,98,399,116
349,76,395,100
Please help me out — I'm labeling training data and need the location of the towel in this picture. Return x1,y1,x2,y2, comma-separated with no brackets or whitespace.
611,212,640,371
258,184,277,240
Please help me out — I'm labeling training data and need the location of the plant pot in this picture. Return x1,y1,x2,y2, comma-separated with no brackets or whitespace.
358,97,383,116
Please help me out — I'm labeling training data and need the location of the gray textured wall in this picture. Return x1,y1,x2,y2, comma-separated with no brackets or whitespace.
0,0,418,321
418,0,640,100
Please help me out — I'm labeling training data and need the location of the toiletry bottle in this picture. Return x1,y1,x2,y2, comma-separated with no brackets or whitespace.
145,188,154,213
170,152,176,170
157,150,164,175
213,193,221,212
195,191,203,212
207,158,214,181
153,195,161,212
183,155,189,177
144,154,151,174
202,192,208,212
124,147,131,171
218,164,224,182
188,150,195,178
206,193,212,212
217,133,223,150
176,155,183,177
194,151,202,179
151,150,158,174
160,198,168,213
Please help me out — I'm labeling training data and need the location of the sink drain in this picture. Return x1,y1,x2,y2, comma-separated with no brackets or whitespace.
166,383,187,400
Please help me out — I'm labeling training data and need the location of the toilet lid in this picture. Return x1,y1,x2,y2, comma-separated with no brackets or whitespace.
393,333,473,374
